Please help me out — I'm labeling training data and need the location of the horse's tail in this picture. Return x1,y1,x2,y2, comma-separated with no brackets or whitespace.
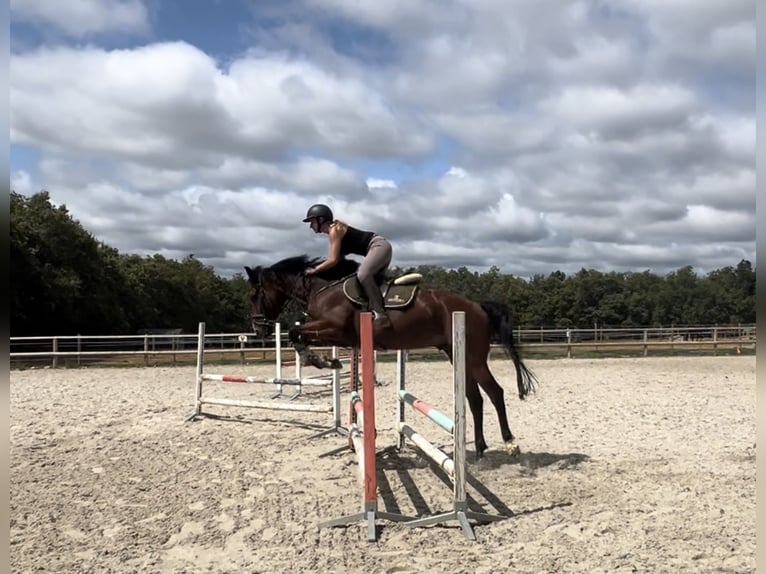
480,301,538,400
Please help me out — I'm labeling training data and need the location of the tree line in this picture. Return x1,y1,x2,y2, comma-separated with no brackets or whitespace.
10,191,756,337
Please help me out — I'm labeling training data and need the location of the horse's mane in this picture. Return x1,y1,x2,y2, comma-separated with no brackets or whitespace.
267,254,360,281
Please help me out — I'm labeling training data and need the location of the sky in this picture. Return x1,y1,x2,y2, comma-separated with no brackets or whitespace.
9,0,756,279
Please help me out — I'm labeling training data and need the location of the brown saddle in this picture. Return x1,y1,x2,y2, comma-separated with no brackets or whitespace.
342,272,422,309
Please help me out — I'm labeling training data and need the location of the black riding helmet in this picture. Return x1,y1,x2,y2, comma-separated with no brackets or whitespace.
302,203,334,222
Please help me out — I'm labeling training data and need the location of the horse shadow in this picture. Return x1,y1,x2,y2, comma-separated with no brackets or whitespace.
475,449,591,472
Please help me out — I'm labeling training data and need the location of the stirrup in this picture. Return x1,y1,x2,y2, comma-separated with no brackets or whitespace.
372,310,392,327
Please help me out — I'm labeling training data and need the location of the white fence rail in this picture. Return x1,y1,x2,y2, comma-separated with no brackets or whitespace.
10,324,756,368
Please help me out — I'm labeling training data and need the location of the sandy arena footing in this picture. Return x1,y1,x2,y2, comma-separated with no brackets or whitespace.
11,355,755,573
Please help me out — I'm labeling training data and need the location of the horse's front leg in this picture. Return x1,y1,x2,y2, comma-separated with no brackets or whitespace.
288,320,346,370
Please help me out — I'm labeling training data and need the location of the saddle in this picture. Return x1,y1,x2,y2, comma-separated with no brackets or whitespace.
342,272,422,309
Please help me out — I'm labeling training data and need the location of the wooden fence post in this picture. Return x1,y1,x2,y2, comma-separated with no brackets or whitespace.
713,327,718,356
643,329,648,357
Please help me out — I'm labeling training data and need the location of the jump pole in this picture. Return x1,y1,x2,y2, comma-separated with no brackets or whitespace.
317,312,411,541
397,311,506,541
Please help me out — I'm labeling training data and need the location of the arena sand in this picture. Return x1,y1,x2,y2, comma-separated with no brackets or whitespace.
11,355,755,573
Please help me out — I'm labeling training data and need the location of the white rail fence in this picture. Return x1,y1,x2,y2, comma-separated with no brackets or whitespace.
10,324,756,368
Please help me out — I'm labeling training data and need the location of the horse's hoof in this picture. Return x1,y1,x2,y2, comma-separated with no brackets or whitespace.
328,358,343,370
303,354,324,369
506,442,521,457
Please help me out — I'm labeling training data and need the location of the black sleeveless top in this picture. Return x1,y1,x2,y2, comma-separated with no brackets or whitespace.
339,225,375,256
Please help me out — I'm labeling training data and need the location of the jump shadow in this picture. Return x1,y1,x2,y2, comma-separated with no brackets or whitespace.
372,445,585,536
187,412,255,425
375,446,517,520
315,441,581,539
375,450,427,519
187,412,337,434
271,386,337,400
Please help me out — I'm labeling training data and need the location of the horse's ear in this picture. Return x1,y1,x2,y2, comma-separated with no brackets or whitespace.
244,266,257,283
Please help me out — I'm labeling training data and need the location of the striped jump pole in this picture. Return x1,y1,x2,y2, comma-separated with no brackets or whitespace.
398,391,454,433
318,312,411,541
397,311,506,541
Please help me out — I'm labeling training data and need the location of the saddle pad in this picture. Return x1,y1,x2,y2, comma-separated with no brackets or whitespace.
384,284,418,308
342,278,418,309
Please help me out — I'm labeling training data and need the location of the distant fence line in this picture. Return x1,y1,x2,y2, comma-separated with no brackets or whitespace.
10,324,756,369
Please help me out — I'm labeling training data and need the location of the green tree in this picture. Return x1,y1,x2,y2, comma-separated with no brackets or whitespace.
622,271,664,325
700,260,756,324
655,265,704,325
10,191,132,335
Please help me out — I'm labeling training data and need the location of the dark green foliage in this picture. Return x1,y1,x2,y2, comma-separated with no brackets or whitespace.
392,260,755,329
10,190,756,335
11,191,135,335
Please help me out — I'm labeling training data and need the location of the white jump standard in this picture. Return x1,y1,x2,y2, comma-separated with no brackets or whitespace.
397,311,507,541
268,322,352,401
186,322,343,433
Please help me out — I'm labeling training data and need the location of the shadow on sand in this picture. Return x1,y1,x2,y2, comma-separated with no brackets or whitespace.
475,449,591,471
372,446,582,530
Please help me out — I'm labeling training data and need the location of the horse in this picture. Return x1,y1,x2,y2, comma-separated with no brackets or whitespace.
244,255,538,458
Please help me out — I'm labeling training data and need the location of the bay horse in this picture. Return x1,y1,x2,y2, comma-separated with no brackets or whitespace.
244,255,538,457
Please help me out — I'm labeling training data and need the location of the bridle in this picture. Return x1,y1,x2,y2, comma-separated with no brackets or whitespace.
250,269,354,330
249,283,273,332
250,272,312,331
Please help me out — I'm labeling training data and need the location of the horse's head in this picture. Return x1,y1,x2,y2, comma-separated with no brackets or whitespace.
244,255,322,336
244,254,361,337
244,265,289,338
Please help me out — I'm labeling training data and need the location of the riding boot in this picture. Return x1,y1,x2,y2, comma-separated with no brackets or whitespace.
360,275,392,329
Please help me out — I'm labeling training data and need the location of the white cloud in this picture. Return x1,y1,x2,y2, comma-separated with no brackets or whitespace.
11,170,34,194
10,42,433,168
546,35,636,85
8,0,756,277
445,167,467,178
196,157,362,197
10,0,149,37
542,84,698,138
674,205,755,241
623,0,753,35
690,114,755,162
366,178,398,190
619,0,755,83
665,170,755,212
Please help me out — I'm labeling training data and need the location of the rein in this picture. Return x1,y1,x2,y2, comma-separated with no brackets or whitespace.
281,271,354,305
254,270,355,327
313,273,355,297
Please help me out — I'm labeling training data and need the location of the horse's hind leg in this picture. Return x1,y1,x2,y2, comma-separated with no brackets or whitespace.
473,361,520,457
439,344,488,459
466,379,490,458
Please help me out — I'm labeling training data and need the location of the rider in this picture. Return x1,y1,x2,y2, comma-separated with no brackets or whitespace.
302,203,393,328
